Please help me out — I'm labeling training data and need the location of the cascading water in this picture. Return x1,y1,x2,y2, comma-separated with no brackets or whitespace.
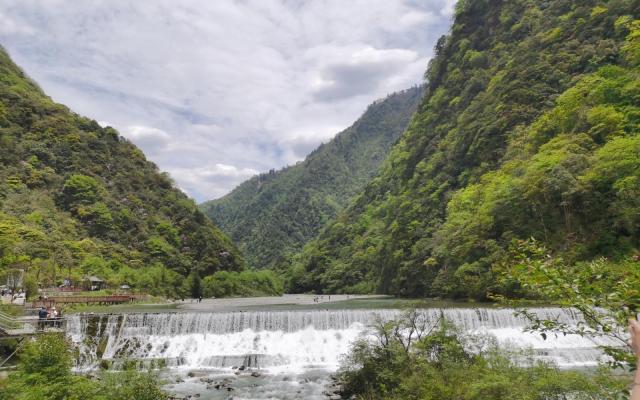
66,307,616,373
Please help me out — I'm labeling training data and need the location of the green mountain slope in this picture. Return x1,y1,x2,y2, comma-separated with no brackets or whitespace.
290,0,640,298
0,47,243,295
200,87,423,270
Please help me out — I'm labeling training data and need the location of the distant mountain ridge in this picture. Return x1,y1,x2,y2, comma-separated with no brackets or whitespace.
0,46,243,295
200,86,423,270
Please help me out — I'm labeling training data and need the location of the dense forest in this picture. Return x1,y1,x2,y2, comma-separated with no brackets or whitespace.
0,47,243,296
289,0,640,298
200,87,423,270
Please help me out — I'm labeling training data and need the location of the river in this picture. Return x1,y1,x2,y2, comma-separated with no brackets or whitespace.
65,298,616,399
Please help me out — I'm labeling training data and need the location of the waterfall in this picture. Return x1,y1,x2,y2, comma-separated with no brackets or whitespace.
66,308,616,372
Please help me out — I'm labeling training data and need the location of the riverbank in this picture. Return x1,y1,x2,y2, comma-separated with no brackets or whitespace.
177,294,388,312
63,294,386,314
63,294,547,314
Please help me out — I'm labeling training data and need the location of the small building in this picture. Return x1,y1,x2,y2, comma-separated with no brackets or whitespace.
83,276,106,291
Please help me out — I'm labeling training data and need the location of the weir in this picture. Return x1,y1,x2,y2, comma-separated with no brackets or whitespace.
66,308,616,372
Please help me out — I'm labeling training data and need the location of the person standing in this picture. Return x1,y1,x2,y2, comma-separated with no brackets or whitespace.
50,307,59,328
38,306,47,331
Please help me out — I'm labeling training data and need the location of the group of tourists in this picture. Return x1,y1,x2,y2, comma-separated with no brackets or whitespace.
0,288,26,305
313,295,330,303
37,305,63,330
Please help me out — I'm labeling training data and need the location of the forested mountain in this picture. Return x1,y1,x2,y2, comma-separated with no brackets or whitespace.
0,47,243,295
200,87,423,270
290,0,640,298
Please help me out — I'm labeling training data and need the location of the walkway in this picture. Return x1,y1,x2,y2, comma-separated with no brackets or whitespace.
0,311,65,338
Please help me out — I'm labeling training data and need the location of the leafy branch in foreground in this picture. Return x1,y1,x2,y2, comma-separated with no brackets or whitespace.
494,238,640,368
0,334,167,400
338,311,624,400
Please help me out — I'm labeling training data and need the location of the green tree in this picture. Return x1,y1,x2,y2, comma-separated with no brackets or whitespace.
189,271,202,298
0,334,98,400
60,175,104,208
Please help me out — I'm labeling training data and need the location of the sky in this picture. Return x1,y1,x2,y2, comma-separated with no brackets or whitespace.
0,0,455,202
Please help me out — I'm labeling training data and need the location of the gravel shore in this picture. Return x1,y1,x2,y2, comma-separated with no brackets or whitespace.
176,294,387,312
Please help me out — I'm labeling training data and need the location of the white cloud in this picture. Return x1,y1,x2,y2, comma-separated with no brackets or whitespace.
396,11,437,29
169,164,259,200
123,125,171,155
442,0,458,17
308,46,419,101
0,0,454,201
0,12,34,35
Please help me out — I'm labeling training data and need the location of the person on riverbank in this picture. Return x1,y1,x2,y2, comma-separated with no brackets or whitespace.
630,319,640,400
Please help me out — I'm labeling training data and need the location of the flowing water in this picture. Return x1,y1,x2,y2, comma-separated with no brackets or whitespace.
66,307,617,399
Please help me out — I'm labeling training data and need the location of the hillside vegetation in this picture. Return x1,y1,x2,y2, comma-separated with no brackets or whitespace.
200,87,423,270
290,0,640,298
0,47,243,296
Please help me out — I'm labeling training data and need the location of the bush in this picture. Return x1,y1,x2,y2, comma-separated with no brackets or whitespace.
0,334,98,400
99,366,167,400
0,334,168,400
